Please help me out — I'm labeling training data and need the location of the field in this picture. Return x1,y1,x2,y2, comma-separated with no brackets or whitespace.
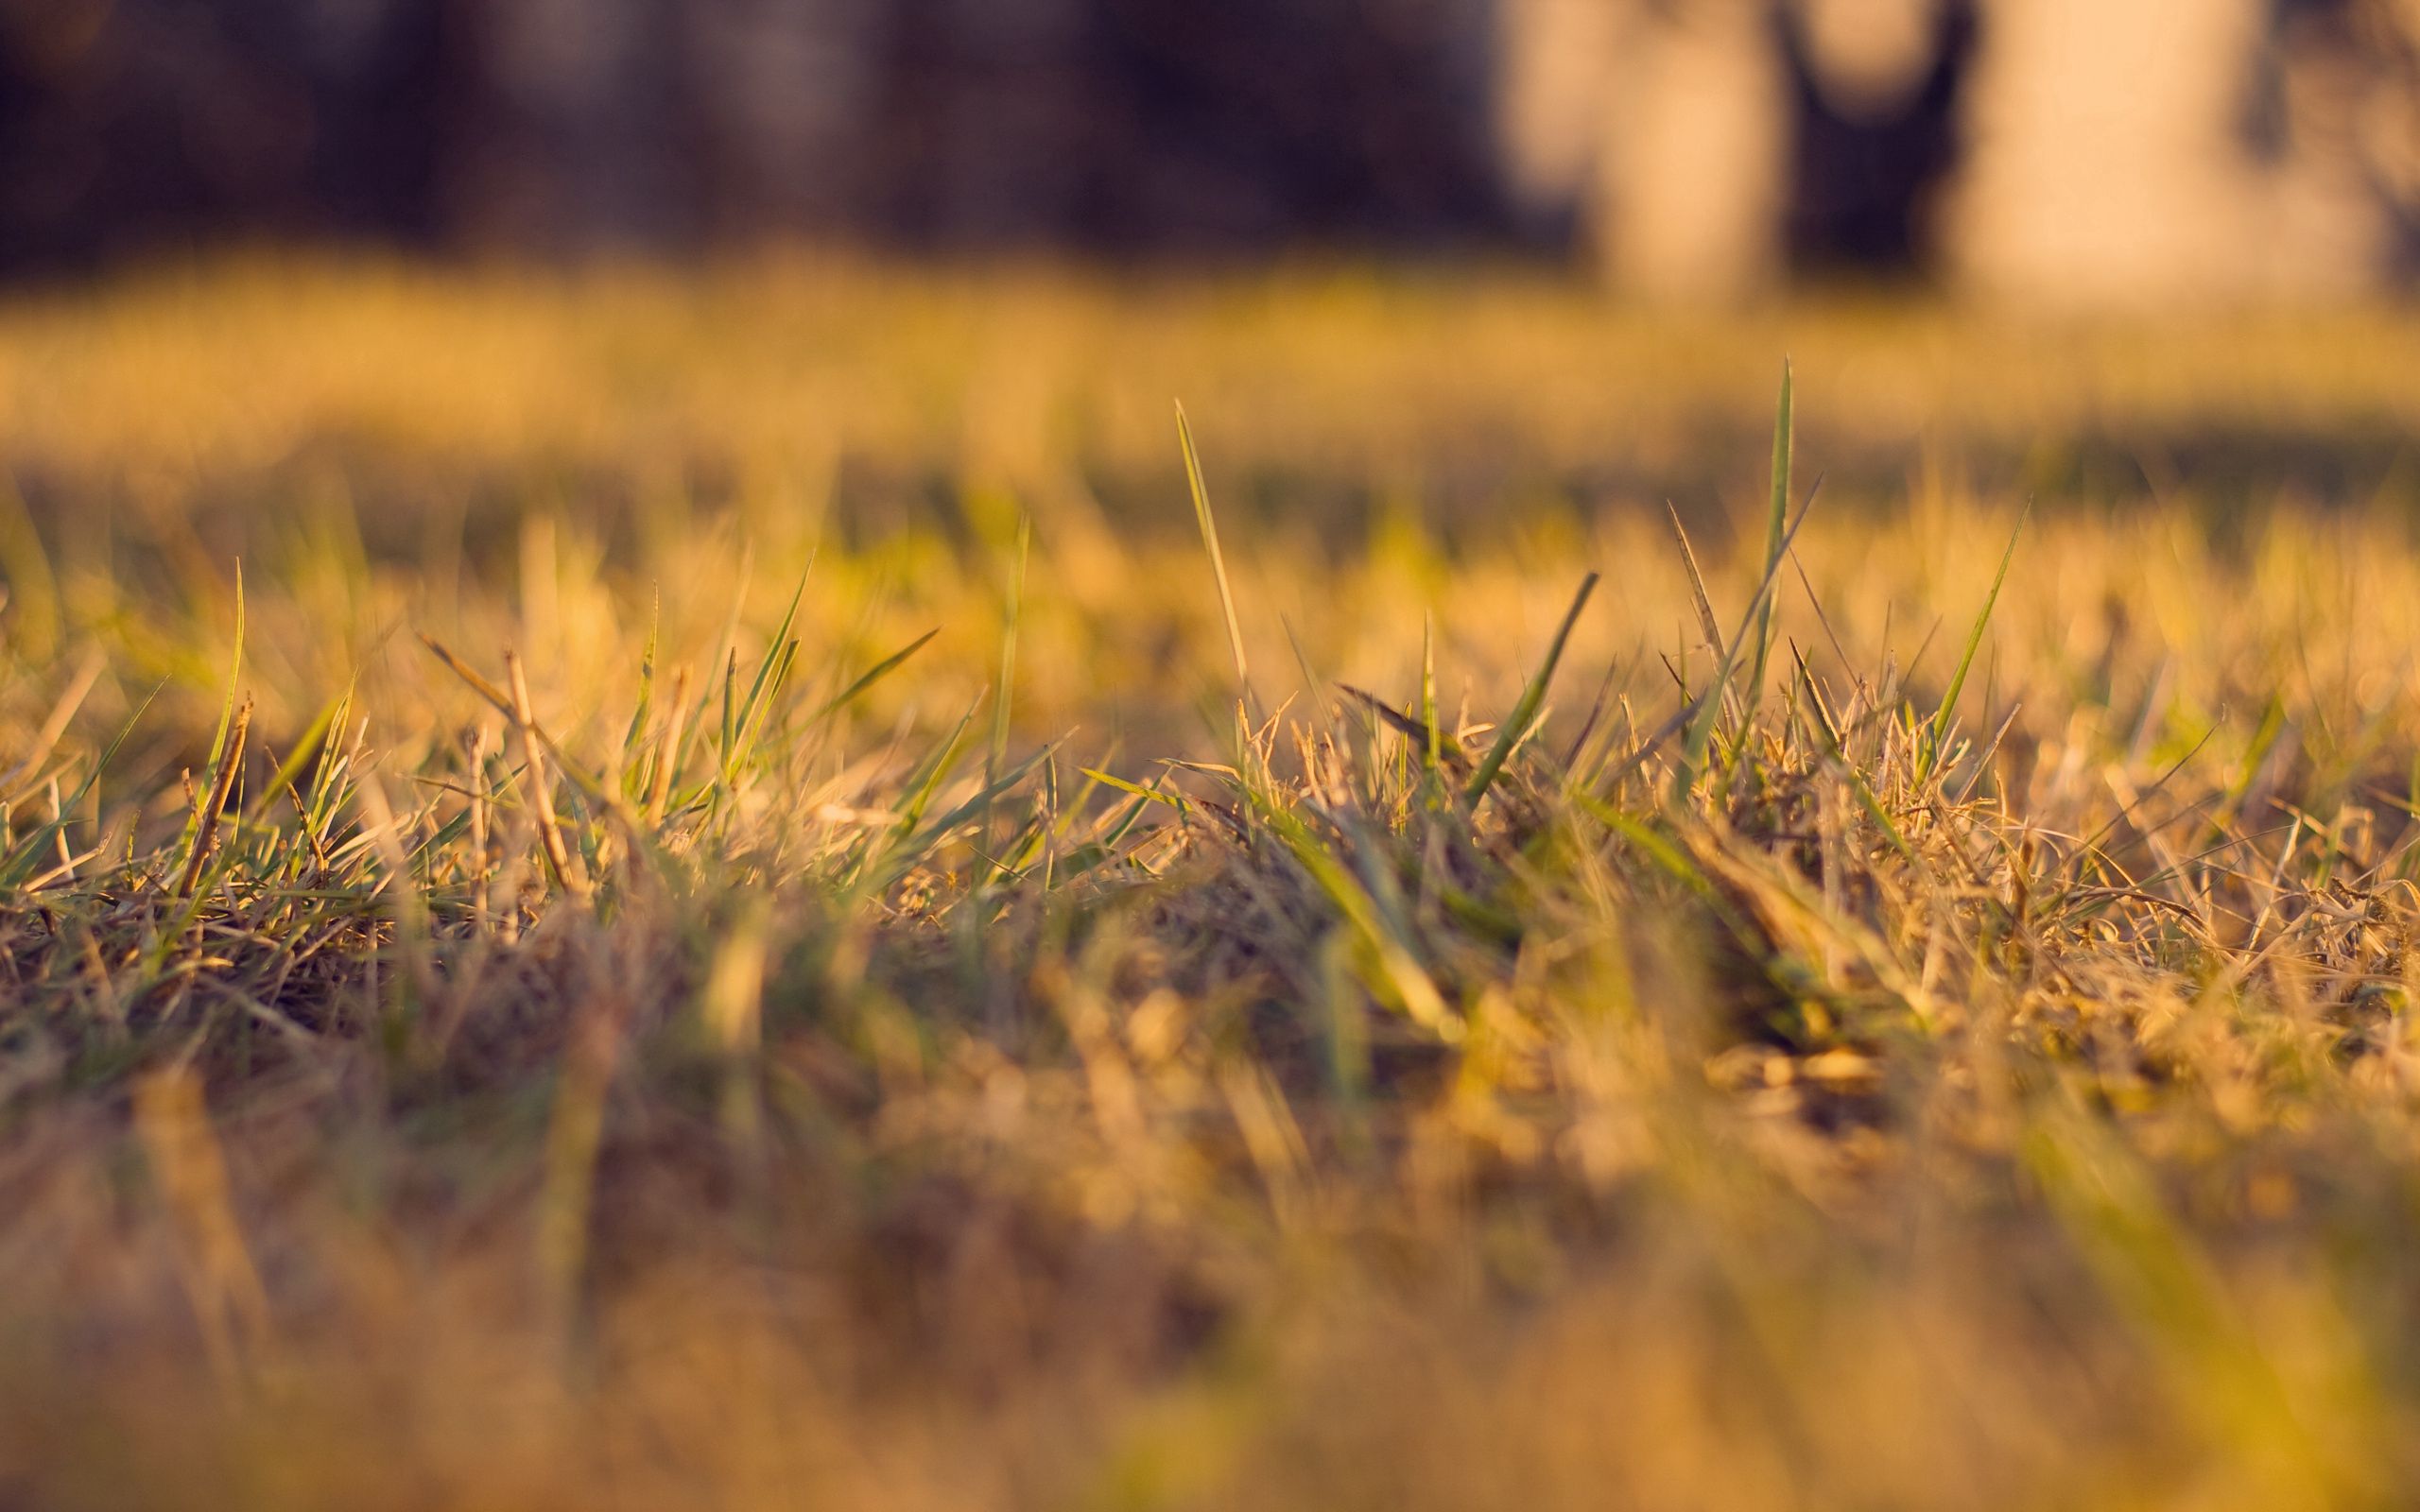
7,256,2420,1509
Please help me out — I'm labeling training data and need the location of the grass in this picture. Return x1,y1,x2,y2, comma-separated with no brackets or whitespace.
5,259,2420,1508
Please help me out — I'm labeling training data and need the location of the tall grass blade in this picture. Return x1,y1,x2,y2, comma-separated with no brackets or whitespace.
1420,611,1442,776
1667,504,1726,662
1250,795,1460,1041
1745,361,1792,711
812,628,940,722
1464,572,1598,807
717,558,814,788
508,651,590,901
991,512,1030,780
1922,499,2031,783
1666,503,1743,733
173,694,251,899
0,682,160,892
619,589,661,797
174,563,246,875
1668,490,1820,807
1176,401,1252,711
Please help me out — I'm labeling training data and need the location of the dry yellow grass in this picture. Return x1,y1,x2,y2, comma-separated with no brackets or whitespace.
2,259,2420,1510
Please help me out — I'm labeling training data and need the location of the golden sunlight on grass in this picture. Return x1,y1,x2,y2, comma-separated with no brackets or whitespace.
3,262,2420,1510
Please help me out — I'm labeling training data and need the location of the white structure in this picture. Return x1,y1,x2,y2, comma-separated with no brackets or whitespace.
1944,0,2385,303
1495,0,2420,305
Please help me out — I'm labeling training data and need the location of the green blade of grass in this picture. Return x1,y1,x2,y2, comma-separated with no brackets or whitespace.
1667,503,1727,664
728,638,801,770
990,512,1030,781
1745,361,1791,713
1248,793,1461,1041
213,562,246,765
619,589,661,799
720,558,815,785
1420,610,1442,776
742,558,814,733
174,561,246,868
1337,684,1466,774
874,742,1061,889
1921,499,2031,783
1790,644,1916,865
717,650,738,778
169,693,250,902
890,700,982,836
811,628,941,722
1080,767,1191,815
0,680,162,892
1669,488,1820,808
1666,503,1745,736
248,690,345,821
1464,571,1598,807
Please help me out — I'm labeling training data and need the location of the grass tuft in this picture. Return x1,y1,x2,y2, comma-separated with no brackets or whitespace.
3,271,2420,1509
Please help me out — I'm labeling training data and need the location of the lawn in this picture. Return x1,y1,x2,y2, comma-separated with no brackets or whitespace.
3,256,2420,1509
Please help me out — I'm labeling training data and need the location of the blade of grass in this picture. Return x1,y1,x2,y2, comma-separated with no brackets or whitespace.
1421,611,1442,776
248,690,343,822
1745,361,1791,711
1080,767,1192,816
419,635,620,812
1789,644,1915,865
507,651,590,902
646,665,691,825
1249,794,1461,1041
812,628,941,723
990,512,1030,781
1921,499,2031,783
1337,684,1468,774
173,563,246,873
620,587,660,791
1669,486,1821,807
1176,401,1252,714
1464,572,1598,807
1667,503,1728,662
0,646,104,801
172,694,251,899
1666,503,1744,733
723,558,816,783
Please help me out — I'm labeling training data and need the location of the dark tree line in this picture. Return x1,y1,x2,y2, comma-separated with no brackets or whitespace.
0,0,1509,273
15,0,2383,284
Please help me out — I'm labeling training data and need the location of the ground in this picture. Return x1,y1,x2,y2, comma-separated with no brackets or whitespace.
3,256,2420,1509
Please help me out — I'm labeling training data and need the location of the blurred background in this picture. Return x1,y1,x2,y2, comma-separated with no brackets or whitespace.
6,0,2420,302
